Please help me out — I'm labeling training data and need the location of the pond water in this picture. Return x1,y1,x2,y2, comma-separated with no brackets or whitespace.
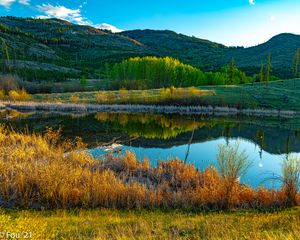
1,109,300,189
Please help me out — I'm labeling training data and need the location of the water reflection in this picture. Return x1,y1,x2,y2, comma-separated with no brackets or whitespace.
0,110,300,154
1,109,300,188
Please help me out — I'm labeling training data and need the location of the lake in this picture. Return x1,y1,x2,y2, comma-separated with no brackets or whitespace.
1,109,300,189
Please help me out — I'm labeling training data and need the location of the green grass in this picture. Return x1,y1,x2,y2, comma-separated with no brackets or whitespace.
1,208,299,239
32,79,300,111
201,79,300,110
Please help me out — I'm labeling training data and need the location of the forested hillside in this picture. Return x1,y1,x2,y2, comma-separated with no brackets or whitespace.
0,16,299,82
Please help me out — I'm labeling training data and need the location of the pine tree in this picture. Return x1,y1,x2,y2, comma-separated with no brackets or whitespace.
293,49,299,84
1,39,10,73
227,58,236,84
259,63,264,83
265,53,271,85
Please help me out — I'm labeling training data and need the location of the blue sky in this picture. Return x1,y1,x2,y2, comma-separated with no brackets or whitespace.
0,0,299,46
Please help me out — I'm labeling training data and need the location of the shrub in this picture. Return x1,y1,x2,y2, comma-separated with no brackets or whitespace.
18,89,32,101
216,143,253,208
281,154,300,207
70,95,80,104
8,89,31,102
119,88,128,103
8,90,19,101
95,91,108,103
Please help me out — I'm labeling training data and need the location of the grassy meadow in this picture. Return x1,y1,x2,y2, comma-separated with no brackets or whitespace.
1,208,300,239
31,79,300,111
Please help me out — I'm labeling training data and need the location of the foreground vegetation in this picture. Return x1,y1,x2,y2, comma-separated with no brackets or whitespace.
0,124,300,239
0,208,299,239
0,126,299,210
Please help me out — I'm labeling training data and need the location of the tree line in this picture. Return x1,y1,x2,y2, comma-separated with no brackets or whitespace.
110,56,252,89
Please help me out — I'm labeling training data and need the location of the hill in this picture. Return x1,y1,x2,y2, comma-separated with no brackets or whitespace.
0,16,299,81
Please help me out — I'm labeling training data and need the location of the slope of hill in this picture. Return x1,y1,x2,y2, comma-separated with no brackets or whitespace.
231,33,300,77
0,16,299,81
120,29,227,71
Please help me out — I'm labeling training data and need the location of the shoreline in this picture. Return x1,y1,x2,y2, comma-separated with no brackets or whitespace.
1,101,299,117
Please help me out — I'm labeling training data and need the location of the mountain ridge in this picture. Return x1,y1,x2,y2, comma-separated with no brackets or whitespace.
0,16,299,80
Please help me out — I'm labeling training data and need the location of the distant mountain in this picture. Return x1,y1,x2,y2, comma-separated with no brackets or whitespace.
0,16,299,81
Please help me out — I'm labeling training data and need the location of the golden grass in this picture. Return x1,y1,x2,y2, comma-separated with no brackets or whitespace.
0,208,299,239
0,127,299,210
94,87,213,104
69,95,80,104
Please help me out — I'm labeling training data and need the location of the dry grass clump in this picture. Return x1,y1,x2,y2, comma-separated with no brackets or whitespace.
0,127,298,210
69,95,80,103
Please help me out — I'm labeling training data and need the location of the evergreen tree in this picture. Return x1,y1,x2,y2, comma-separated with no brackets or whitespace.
227,58,236,84
259,63,264,83
1,39,11,73
265,53,271,85
293,49,299,78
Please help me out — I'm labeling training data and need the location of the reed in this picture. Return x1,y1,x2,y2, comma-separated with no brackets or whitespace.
1,101,299,117
0,127,298,210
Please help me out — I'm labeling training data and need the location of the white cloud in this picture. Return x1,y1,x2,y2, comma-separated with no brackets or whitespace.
94,23,124,33
249,0,255,5
36,4,124,32
0,0,29,8
18,0,29,5
0,0,15,8
36,4,90,25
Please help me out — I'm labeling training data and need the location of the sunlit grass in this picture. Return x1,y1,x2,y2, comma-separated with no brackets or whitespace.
33,87,214,105
0,126,298,210
0,208,299,239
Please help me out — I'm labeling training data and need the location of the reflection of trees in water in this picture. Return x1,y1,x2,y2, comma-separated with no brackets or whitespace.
285,134,291,158
255,129,265,160
294,130,299,143
2,110,300,154
223,123,232,146
95,112,227,140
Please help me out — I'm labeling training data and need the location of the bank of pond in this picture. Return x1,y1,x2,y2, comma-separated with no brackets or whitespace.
0,109,299,210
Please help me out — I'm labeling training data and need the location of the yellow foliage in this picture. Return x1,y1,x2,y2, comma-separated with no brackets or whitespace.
119,88,128,102
69,95,80,103
95,91,108,103
8,90,19,101
8,89,31,102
